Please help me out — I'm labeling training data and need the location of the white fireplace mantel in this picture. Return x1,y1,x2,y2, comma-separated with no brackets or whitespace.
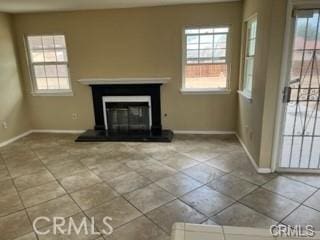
78,77,170,85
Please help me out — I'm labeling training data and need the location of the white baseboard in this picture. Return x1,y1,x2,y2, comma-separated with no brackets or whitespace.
174,130,236,135
0,130,33,148
0,129,85,148
235,134,272,174
32,129,85,134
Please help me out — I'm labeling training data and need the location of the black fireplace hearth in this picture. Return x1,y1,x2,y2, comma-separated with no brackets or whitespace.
76,83,173,142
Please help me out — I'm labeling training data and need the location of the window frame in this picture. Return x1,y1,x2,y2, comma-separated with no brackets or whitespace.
181,25,232,94
24,33,73,96
241,15,258,100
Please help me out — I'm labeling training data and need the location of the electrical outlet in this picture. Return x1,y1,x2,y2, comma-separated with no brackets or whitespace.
2,121,8,129
72,113,78,120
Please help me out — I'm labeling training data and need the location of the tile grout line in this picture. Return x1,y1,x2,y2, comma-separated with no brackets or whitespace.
26,137,106,240
3,161,41,240
2,133,320,239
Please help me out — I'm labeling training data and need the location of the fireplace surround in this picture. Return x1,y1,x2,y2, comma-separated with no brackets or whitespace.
76,78,173,142
103,96,151,132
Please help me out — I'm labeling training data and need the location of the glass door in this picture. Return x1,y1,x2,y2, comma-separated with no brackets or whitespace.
279,9,320,170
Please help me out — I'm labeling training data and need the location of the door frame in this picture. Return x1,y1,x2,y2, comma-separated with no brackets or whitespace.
272,0,320,173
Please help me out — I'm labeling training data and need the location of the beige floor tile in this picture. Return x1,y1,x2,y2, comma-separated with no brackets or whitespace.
85,196,142,230
160,153,199,171
283,205,320,230
7,160,47,178
182,163,226,184
124,183,175,213
180,186,234,216
183,148,222,162
59,170,102,193
282,173,320,188
146,199,207,234
133,161,177,182
107,171,151,194
239,188,299,221
13,232,37,240
40,152,77,165
14,170,55,191
0,190,24,217
231,165,277,185
304,190,320,211
27,195,81,229
91,162,132,182
155,173,203,197
5,152,38,166
263,176,317,203
0,179,24,217
125,159,160,170
71,183,119,210
79,155,107,168
148,149,178,161
205,152,251,173
1,133,294,239
105,216,168,240
20,181,66,207
0,178,17,194
207,174,258,200
211,203,277,228
46,159,87,178
0,167,10,181
0,211,32,240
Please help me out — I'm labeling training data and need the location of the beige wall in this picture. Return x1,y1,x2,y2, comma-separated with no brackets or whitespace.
0,13,31,143
259,0,287,168
13,2,242,131
237,0,287,167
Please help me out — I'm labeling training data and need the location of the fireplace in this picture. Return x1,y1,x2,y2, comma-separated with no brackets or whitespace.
76,78,173,142
103,96,151,132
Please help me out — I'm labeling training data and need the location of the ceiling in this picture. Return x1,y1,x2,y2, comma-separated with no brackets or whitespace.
0,0,239,13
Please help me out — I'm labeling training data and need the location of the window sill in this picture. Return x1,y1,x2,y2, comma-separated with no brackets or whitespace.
180,88,231,95
31,91,74,97
237,90,252,102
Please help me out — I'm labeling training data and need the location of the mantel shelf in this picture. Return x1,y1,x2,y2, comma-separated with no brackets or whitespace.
78,77,170,85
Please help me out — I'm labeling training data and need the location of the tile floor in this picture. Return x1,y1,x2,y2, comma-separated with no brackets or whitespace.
0,133,320,240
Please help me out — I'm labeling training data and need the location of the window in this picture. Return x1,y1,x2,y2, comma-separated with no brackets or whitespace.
26,34,71,95
182,27,230,92
242,17,257,98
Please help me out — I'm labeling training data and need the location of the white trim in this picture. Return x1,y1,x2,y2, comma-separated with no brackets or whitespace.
0,129,86,148
181,25,232,92
0,130,33,148
31,91,74,96
272,0,295,173
102,96,152,130
31,129,85,134
78,77,170,85
237,90,253,102
277,168,320,174
180,88,231,95
174,130,235,135
24,34,73,95
242,14,258,97
236,134,272,174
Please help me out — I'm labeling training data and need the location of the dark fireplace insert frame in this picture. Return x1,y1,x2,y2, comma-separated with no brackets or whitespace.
91,84,162,133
